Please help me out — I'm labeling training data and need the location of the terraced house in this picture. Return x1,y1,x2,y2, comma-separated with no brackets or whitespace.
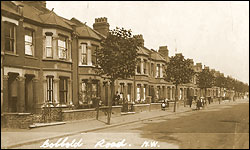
1,1,223,128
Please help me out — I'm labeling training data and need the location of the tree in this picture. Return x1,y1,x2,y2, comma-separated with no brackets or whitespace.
197,68,215,102
165,54,195,112
95,27,141,124
225,76,234,90
215,74,227,98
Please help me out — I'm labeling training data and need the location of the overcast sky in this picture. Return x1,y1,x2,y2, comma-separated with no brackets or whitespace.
46,1,249,84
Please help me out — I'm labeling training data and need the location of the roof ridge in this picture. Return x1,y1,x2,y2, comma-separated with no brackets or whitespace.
52,11,58,26
84,24,92,37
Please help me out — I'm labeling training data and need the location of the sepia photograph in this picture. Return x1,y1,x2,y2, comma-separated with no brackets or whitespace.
1,1,249,149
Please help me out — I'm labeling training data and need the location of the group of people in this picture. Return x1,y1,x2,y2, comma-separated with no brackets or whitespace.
113,91,124,106
188,96,207,110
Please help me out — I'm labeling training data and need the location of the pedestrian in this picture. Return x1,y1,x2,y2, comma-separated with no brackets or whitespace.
113,91,120,106
161,99,167,111
196,99,200,110
189,96,193,108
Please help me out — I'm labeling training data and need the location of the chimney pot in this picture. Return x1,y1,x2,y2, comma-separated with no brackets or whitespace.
93,17,110,36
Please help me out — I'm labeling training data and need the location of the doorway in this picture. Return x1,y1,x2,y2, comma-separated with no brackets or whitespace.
8,73,19,112
25,74,35,113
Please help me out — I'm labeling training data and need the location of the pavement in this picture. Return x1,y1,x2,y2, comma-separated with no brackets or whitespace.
1,98,248,149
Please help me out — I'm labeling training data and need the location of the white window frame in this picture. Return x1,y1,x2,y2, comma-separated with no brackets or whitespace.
45,35,52,58
47,76,54,103
80,43,87,65
4,21,16,54
25,29,34,56
137,86,140,101
58,36,67,60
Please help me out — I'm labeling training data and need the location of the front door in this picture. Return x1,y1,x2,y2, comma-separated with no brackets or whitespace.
25,75,34,113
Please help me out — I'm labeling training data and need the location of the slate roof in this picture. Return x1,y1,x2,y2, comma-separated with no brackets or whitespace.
151,51,166,61
2,1,73,31
70,18,102,40
1,1,20,16
10,1,44,23
39,11,73,30
137,47,150,56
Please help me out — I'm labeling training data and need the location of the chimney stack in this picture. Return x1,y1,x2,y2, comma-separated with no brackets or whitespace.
158,46,169,62
17,4,24,16
133,34,144,47
196,63,202,72
93,17,110,37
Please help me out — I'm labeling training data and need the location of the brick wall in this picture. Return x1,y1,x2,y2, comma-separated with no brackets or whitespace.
1,113,33,129
133,104,150,113
62,106,122,122
150,103,161,111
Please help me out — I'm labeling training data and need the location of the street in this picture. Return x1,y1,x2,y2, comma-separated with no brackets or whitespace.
15,100,249,149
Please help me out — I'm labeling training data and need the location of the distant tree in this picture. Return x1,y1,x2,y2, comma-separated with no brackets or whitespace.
95,27,142,124
225,76,234,90
165,54,195,112
215,74,227,97
197,68,215,101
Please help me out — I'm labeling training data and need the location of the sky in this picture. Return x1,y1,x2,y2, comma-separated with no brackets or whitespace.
46,1,249,84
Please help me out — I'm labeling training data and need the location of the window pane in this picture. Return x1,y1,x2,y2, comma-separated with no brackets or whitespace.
25,35,32,43
46,47,52,57
59,48,66,59
4,24,10,37
82,44,87,54
25,43,32,55
81,54,87,64
137,87,140,101
4,23,15,52
10,25,14,38
46,36,52,47
58,40,65,47
5,38,10,51
47,77,53,102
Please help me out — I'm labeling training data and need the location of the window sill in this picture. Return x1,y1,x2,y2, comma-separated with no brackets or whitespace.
42,58,72,64
79,65,97,68
155,77,164,79
135,74,149,77
5,52,19,57
25,55,38,60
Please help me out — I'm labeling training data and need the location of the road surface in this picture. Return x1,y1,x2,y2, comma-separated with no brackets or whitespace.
15,100,249,149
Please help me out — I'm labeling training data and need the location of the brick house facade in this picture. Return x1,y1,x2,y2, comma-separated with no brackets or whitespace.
1,1,222,121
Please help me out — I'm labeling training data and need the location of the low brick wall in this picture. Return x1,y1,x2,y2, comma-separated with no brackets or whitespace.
168,102,179,110
1,113,33,129
42,106,69,123
62,106,122,122
133,104,150,113
150,103,161,111
62,108,96,121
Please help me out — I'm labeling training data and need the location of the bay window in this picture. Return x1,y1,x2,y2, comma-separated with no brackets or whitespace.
79,80,99,108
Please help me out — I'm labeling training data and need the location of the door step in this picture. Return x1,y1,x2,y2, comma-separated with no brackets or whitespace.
29,122,66,129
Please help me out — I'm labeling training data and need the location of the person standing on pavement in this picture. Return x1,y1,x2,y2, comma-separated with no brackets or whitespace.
189,96,193,108
113,91,120,106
